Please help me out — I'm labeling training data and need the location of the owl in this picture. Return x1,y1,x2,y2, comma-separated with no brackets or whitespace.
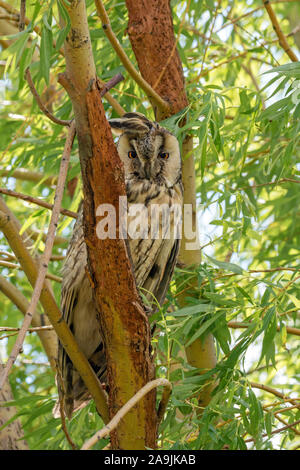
56,112,183,419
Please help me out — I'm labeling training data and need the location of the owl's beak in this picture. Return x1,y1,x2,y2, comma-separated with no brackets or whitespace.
143,162,152,179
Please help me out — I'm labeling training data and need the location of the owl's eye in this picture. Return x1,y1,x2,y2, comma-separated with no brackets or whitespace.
128,150,137,159
159,152,169,160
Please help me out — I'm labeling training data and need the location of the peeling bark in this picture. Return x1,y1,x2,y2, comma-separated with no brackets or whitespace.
126,0,188,120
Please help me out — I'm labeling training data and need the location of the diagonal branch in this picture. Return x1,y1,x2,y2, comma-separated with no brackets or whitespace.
0,1,123,116
0,206,109,422
0,121,75,389
0,187,77,219
0,274,57,370
263,0,298,61
0,259,62,283
251,381,300,406
25,68,72,126
94,0,170,114
81,378,172,450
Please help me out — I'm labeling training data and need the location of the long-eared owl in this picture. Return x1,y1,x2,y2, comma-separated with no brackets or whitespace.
57,112,183,418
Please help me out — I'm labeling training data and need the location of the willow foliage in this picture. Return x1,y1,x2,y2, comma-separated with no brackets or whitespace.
0,0,299,450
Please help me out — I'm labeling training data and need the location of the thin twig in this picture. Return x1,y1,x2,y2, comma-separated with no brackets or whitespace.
0,326,54,332
25,68,71,126
228,321,300,337
244,177,300,189
81,378,172,450
245,418,300,443
0,259,62,282
216,1,299,34
251,382,300,406
0,121,76,390
0,250,65,262
94,0,170,113
199,0,221,77
0,325,54,340
98,73,124,97
0,188,77,219
263,0,298,62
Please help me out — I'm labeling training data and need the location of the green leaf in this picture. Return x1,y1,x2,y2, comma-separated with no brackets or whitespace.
40,19,53,85
171,303,214,317
206,254,244,274
56,0,71,51
185,310,225,346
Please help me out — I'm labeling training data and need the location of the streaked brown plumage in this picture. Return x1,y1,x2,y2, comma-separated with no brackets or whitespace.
56,112,183,418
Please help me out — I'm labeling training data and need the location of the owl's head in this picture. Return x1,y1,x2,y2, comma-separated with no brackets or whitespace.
109,112,181,188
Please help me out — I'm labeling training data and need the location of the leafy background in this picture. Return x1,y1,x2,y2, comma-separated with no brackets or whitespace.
0,0,299,450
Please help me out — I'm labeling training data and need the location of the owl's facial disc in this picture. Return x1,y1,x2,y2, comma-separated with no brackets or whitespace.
117,130,180,187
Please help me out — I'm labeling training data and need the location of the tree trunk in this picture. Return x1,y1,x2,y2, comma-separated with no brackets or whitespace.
60,0,156,449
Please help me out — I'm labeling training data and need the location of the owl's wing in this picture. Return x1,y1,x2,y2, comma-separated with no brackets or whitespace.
57,205,105,419
145,238,180,307
141,238,180,307
130,235,180,308
57,205,86,418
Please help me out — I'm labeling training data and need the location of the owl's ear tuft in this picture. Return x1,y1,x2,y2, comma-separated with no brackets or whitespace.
109,115,152,136
108,119,126,136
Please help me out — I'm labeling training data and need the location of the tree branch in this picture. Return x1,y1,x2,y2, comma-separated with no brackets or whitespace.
228,321,300,337
0,206,109,422
245,418,300,443
0,122,75,389
251,381,300,406
0,325,54,341
18,0,26,32
81,378,171,450
0,274,57,370
94,0,170,114
263,0,298,61
0,259,62,283
0,187,77,219
25,68,71,127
